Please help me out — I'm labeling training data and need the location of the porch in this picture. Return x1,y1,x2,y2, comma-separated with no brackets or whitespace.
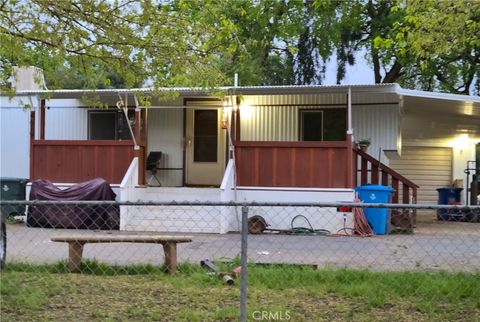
27,86,410,187
27,87,419,233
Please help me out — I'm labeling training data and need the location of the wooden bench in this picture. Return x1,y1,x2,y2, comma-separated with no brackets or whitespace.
51,234,193,274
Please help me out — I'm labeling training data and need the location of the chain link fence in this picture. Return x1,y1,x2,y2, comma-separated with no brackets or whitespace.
1,200,479,321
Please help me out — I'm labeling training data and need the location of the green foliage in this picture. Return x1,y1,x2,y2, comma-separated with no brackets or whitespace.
212,0,300,85
376,0,480,94
1,0,477,94
0,0,232,90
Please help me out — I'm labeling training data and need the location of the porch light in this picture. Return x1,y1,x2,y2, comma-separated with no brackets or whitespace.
221,119,228,129
239,100,254,120
451,133,471,152
222,99,232,129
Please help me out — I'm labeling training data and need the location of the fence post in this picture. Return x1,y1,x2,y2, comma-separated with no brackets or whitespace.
240,205,248,322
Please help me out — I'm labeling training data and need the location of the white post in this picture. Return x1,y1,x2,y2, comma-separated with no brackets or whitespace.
347,87,353,138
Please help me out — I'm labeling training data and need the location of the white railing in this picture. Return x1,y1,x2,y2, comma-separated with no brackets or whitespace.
119,157,139,202
119,157,138,230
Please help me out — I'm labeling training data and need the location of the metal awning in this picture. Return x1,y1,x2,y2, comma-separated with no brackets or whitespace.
400,92,480,141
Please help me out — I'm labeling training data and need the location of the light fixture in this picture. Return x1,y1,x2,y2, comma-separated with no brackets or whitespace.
451,133,470,152
221,99,231,130
239,100,254,119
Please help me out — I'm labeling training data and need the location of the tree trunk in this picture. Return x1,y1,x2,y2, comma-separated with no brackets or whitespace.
383,60,403,83
372,48,382,83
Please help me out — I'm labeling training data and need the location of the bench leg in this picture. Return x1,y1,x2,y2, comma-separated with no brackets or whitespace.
68,241,84,273
163,242,177,274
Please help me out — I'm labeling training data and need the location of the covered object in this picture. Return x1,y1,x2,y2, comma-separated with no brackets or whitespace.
27,178,119,229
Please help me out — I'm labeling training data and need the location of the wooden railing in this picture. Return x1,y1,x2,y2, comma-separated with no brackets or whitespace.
235,140,353,188
354,148,419,227
31,140,136,184
29,103,147,186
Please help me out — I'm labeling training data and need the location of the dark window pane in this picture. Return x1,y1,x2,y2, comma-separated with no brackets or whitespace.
194,110,217,162
300,108,346,141
89,112,116,139
323,109,346,141
117,111,133,140
301,111,323,141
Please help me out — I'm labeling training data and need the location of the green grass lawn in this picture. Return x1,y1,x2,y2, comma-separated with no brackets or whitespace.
1,261,479,321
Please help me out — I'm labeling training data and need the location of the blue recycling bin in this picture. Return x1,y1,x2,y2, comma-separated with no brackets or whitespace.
436,187,463,220
437,188,462,204
355,185,393,235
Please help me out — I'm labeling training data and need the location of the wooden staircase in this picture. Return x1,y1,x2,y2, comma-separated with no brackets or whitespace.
353,148,419,228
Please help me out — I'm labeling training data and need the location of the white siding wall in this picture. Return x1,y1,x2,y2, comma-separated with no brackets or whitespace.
0,96,40,178
0,107,30,178
352,105,399,164
241,105,300,141
239,95,399,164
240,94,346,141
45,107,88,139
121,187,222,233
147,108,184,186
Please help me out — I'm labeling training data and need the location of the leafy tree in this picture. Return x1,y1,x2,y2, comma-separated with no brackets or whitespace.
295,0,321,85
330,0,479,94
389,0,480,95
0,0,234,90
1,0,476,95
213,0,339,86
328,0,406,84
213,0,298,86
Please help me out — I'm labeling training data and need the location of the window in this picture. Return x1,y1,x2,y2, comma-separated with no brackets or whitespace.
300,110,323,141
88,110,134,140
193,109,218,162
299,108,346,141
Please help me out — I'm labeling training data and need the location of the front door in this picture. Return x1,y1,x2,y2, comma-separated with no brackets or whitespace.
185,107,226,185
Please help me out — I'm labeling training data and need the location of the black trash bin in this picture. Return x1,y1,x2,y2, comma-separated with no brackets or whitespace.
436,187,463,220
0,177,28,218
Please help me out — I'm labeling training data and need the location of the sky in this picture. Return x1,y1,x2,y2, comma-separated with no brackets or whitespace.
324,51,375,86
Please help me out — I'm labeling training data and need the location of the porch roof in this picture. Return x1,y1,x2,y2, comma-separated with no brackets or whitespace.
10,83,479,107
10,83,399,98
397,89,480,141
6,83,401,108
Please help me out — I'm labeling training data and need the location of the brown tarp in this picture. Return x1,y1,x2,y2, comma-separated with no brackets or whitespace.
27,178,119,229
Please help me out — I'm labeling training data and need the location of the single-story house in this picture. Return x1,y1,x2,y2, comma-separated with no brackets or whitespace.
1,67,479,233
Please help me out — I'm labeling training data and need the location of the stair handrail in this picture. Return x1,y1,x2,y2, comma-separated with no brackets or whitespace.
354,148,419,189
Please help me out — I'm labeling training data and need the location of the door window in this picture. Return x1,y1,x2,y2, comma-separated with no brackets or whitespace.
193,110,217,162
